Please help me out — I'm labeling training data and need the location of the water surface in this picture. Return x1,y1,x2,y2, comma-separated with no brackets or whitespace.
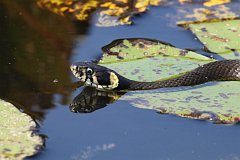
0,1,240,160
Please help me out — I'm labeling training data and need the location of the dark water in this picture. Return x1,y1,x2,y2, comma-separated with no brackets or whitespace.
1,1,240,160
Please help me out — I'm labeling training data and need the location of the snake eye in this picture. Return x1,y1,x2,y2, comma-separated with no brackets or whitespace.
86,68,93,75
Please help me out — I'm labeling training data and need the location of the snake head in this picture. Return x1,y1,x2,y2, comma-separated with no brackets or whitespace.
70,62,120,90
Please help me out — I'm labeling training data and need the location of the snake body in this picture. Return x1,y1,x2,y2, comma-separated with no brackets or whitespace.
71,60,240,91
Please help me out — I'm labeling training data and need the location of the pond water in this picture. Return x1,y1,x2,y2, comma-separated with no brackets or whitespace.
1,1,240,160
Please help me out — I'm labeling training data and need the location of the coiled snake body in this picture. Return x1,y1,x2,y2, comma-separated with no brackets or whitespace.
71,60,240,91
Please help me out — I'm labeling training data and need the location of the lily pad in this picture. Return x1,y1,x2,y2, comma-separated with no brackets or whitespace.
123,82,240,124
99,38,240,123
100,38,210,62
0,99,43,159
100,38,212,81
189,20,240,59
176,4,240,27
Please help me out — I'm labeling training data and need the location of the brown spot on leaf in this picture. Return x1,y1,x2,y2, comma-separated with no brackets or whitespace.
179,50,189,56
219,93,229,99
107,52,124,59
138,43,145,48
209,35,229,42
161,98,176,102
3,148,11,152
200,27,208,32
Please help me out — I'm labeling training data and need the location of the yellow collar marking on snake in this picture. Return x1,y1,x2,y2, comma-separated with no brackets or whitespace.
92,72,98,85
95,72,119,91
71,60,240,91
109,72,119,89
84,71,119,90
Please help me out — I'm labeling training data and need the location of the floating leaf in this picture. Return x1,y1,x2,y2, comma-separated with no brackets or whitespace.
178,0,231,6
37,0,239,26
37,0,163,26
203,0,231,7
189,20,240,59
96,12,131,27
0,99,43,159
100,38,210,63
220,50,240,59
176,5,240,27
100,38,211,81
99,38,240,123
122,82,240,124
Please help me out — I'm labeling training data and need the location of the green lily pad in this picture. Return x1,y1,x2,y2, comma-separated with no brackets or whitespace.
217,50,240,59
189,20,240,59
0,99,43,159
123,81,240,123
100,38,212,81
99,38,240,124
100,38,210,64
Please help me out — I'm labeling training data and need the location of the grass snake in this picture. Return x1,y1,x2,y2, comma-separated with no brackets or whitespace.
70,60,240,91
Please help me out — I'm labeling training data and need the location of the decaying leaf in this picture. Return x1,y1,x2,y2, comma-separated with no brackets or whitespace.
189,19,240,59
99,38,240,124
177,5,239,27
178,0,231,7
0,99,43,159
37,0,238,26
203,0,231,7
37,0,163,26
96,12,131,27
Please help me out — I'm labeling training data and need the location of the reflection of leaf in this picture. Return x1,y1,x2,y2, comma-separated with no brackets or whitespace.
189,20,240,59
99,38,240,124
0,99,43,159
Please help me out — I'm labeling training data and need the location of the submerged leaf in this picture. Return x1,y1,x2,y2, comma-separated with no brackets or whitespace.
99,38,240,124
0,99,43,159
